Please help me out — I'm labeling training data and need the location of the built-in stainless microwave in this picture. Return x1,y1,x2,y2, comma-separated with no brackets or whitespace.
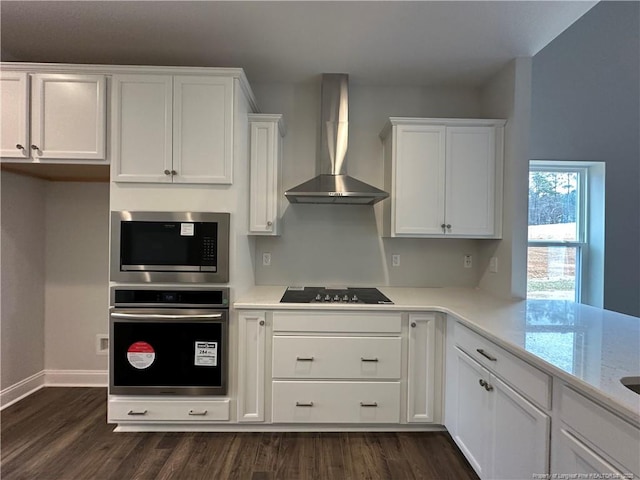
110,211,230,283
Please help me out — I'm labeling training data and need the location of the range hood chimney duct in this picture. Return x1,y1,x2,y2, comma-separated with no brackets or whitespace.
284,74,389,205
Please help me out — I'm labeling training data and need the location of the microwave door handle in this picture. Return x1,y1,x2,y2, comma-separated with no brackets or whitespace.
110,313,223,320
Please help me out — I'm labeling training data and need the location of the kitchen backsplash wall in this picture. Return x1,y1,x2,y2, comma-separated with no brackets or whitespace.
251,81,485,287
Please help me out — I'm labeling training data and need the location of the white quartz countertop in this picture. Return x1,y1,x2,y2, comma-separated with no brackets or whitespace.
235,285,640,424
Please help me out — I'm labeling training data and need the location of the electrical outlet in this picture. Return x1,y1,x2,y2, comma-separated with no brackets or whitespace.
262,252,272,266
392,254,400,267
96,334,108,356
489,256,498,273
464,254,472,268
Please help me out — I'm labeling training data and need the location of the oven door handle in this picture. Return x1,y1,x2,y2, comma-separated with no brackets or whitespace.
111,312,224,320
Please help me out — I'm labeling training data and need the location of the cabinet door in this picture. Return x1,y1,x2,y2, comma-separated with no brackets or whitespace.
407,313,436,423
445,126,496,236
112,75,173,182
237,312,266,422
490,375,550,480
393,124,446,235
554,428,626,476
173,76,233,184
31,74,106,160
249,115,283,234
0,72,29,158
450,348,490,477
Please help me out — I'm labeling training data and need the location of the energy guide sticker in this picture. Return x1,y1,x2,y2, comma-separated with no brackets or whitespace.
195,341,217,366
127,341,155,369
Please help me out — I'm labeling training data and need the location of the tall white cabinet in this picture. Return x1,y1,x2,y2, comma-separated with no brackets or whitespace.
380,118,505,238
248,114,285,235
111,74,234,184
1,71,106,162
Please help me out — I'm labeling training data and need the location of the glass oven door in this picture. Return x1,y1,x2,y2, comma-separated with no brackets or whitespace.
109,308,228,395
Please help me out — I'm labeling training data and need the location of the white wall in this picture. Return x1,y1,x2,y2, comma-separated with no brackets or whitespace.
530,1,640,316
252,81,486,287
1,172,46,390
476,58,532,300
44,182,109,371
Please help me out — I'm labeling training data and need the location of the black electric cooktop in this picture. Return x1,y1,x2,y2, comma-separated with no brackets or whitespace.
280,287,393,304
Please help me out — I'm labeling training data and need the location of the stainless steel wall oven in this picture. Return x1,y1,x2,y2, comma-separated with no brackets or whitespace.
110,211,230,283
109,286,229,396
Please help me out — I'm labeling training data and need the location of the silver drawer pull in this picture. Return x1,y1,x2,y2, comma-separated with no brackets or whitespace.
476,348,497,362
188,410,208,416
361,357,379,362
295,401,314,407
127,409,148,416
296,356,314,361
360,402,378,407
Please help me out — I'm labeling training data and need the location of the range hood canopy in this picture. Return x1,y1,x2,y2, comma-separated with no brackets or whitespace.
284,74,388,205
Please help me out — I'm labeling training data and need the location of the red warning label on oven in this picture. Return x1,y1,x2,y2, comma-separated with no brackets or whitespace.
127,341,155,369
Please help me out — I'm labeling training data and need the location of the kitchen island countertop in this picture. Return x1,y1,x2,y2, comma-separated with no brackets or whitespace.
235,285,640,425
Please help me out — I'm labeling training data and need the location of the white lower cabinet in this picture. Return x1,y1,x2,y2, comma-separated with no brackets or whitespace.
272,381,401,423
446,320,551,480
237,311,267,422
407,313,437,423
552,382,639,477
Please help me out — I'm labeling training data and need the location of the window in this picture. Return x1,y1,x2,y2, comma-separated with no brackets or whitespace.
527,160,605,305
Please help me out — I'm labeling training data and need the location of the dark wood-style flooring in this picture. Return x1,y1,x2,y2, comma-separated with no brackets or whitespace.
1,388,479,480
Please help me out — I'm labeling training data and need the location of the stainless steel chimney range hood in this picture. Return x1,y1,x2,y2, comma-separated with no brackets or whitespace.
284,74,389,205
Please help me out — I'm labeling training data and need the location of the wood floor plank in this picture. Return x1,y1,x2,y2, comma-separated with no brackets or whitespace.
1,388,479,480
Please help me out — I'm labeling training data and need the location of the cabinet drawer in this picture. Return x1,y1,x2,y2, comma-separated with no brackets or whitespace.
273,311,402,333
108,399,230,422
272,336,401,379
559,384,640,475
454,322,551,409
272,381,400,423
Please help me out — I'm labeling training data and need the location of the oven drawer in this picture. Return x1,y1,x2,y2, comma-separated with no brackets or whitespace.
272,381,401,423
272,336,402,379
108,398,230,422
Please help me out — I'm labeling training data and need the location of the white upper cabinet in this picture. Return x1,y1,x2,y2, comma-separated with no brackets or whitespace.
380,118,505,238
1,72,106,162
248,114,285,235
112,74,233,184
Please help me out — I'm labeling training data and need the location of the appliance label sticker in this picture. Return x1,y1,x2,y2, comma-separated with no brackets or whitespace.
180,223,195,236
127,341,155,369
194,341,217,366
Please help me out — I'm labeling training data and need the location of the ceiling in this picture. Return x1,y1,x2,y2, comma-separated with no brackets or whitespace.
1,1,597,87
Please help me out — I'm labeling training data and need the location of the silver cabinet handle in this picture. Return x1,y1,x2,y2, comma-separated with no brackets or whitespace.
266,221,273,227
476,348,497,362
479,379,486,388
411,322,417,328
31,144,39,150
360,402,378,407
111,312,223,320
127,409,148,416
259,320,265,326
361,357,379,362
188,410,208,416
171,170,177,175
446,224,452,229
295,402,314,407
164,169,171,175
296,356,314,361
484,383,494,392
16,144,25,150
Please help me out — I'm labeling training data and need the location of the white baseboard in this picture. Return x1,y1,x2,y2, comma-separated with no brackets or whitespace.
1,371,45,410
44,369,108,387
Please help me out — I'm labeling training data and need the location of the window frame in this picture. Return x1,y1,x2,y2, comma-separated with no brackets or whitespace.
527,162,590,302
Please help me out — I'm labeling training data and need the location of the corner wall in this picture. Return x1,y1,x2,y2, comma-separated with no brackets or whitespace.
477,58,532,300
530,1,640,316
1,172,46,391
